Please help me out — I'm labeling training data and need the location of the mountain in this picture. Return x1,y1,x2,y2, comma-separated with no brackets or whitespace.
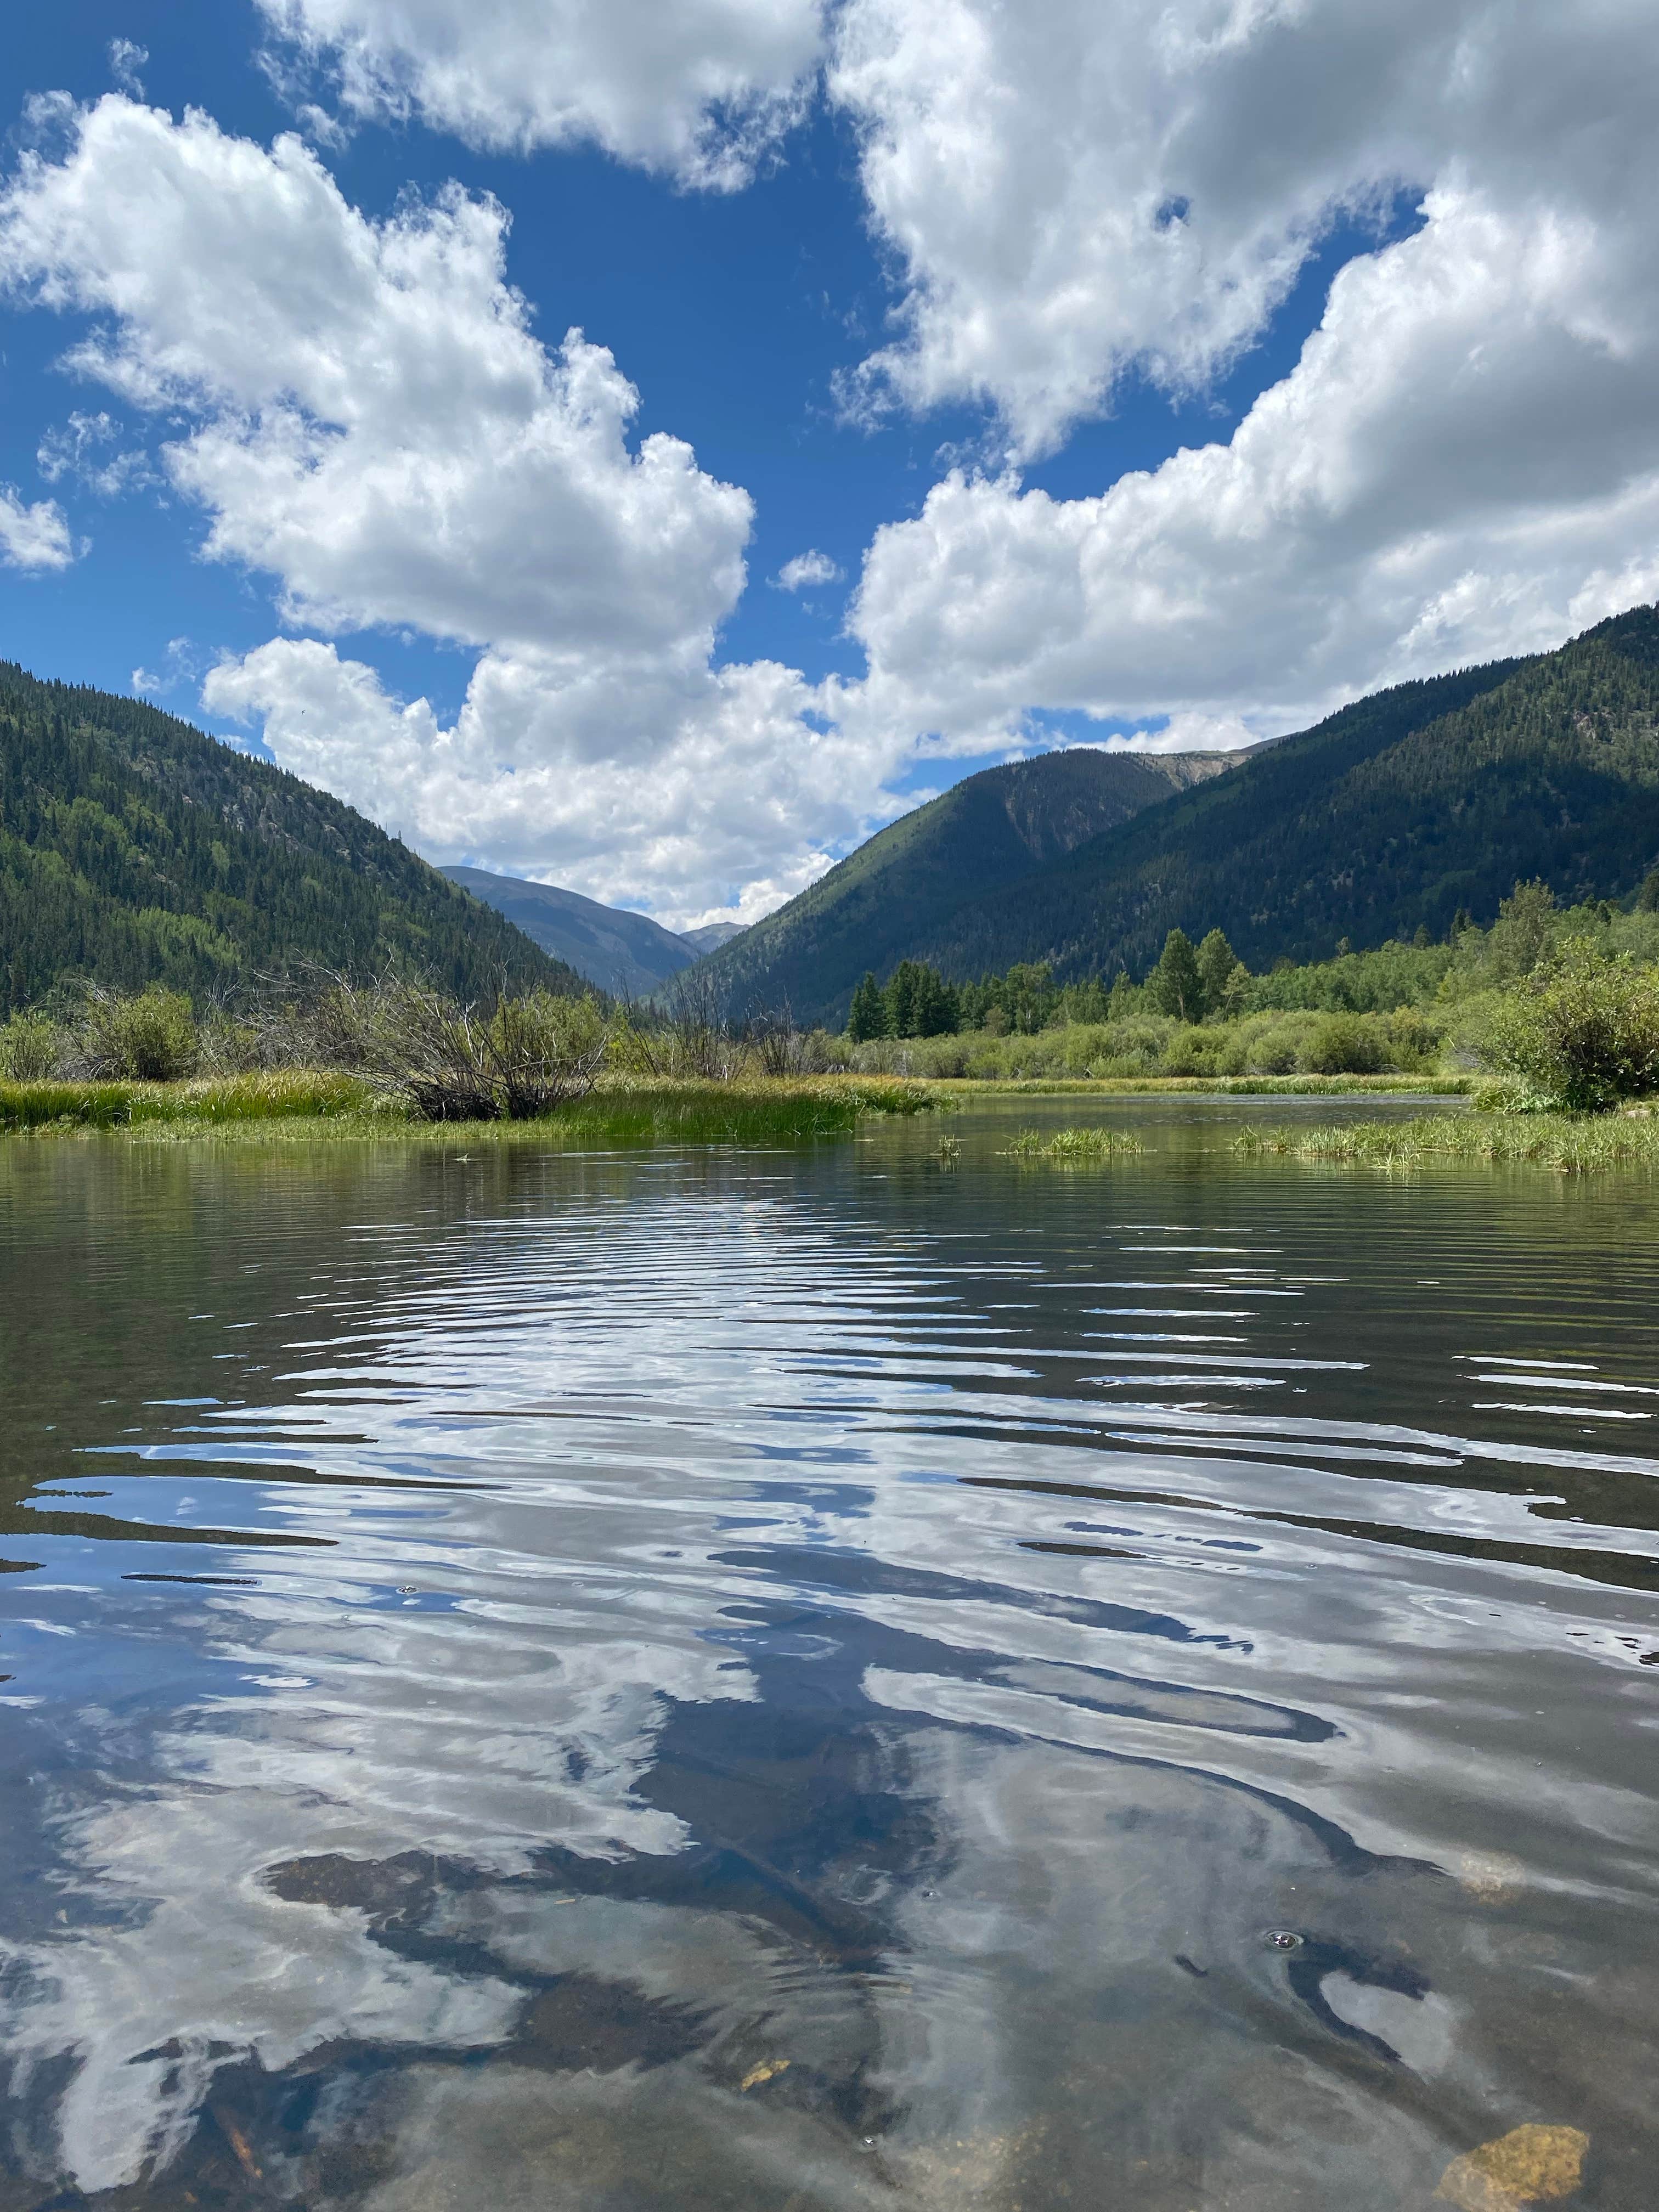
907,610,1659,981
699,607,1659,1019
442,867,704,997
0,664,581,1015
679,921,746,955
695,747,1238,1026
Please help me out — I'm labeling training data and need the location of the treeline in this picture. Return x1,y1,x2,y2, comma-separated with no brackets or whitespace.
898,607,1659,984
0,663,577,1012
847,877,1659,1044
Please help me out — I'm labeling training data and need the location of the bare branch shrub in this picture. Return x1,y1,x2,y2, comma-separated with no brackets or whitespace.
748,995,799,1077
318,973,607,1120
663,969,740,1080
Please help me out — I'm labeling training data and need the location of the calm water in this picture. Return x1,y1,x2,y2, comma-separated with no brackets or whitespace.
0,1101,1656,2211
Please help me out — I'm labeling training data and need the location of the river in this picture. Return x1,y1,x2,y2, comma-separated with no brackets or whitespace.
0,1099,1654,2210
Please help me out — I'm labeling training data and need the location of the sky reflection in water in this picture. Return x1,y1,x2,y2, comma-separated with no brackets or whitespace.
0,1101,1655,2210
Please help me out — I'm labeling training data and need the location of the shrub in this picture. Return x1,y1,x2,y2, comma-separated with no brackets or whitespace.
1300,1013,1386,1075
0,1012,63,1080
80,987,199,1080
1479,939,1659,1110
321,974,608,1120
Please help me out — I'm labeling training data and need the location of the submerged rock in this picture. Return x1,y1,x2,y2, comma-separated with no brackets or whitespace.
1437,2123,1589,2211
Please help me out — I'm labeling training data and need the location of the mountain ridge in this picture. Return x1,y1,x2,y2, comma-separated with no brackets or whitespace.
696,614,1659,1023
0,664,580,1014
696,747,1236,1026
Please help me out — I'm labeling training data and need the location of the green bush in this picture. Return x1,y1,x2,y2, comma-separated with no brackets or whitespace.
0,1012,62,1080
81,988,200,1080
1479,939,1659,1110
1300,1013,1387,1075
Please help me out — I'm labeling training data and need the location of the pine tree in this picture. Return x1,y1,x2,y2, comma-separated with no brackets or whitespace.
847,971,887,1041
886,961,922,1037
912,964,959,1035
1195,928,1244,1019
1149,928,1204,1022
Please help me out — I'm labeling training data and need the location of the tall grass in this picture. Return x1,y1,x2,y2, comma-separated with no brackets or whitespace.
1004,1125,1144,1160
1233,1113,1659,1173
0,1071,940,1143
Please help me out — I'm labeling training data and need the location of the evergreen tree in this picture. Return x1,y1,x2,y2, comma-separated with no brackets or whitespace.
885,960,921,1037
1195,928,1245,1019
847,971,887,1041
1639,868,1659,913
1149,928,1204,1022
912,965,959,1036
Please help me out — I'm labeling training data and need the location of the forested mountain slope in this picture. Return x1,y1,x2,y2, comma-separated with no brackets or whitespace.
915,610,1659,981
696,612,1659,1020
0,664,579,1013
695,746,1234,1025
443,866,701,997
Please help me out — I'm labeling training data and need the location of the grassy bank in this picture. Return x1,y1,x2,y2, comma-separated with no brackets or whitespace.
937,1072,1472,1097
0,1072,943,1145
1234,1112,1659,1173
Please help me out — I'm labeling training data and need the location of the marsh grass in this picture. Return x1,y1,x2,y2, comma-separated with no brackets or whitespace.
944,1074,1472,1097
1004,1125,1144,1161
0,1070,377,1132
0,1071,941,1145
1233,1112,1659,1173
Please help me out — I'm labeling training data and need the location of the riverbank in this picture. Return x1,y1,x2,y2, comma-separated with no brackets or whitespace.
0,1071,943,1144
933,1072,1473,1097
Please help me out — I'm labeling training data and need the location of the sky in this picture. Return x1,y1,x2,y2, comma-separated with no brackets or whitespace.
2,3,1657,930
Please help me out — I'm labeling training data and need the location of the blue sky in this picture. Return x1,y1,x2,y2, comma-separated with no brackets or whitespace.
2,2,1655,923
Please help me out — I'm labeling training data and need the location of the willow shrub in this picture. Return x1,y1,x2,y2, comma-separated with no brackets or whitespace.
0,1012,62,1081
1478,939,1659,1111
80,987,199,1080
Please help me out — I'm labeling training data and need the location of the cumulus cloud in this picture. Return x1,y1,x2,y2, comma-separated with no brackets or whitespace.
846,168,1659,748
0,484,74,570
0,100,750,651
107,38,148,97
830,0,1659,459
0,95,909,919
202,636,890,917
257,0,825,188
774,547,842,592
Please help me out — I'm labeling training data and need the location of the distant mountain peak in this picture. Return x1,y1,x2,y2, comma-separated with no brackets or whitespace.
678,921,747,955
441,867,703,998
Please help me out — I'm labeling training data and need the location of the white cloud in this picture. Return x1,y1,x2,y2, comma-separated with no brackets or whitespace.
257,0,825,188
845,171,1659,750
830,0,1659,460
108,38,148,97
0,100,750,652
202,637,891,922
0,96,909,921
131,635,200,697
37,408,154,496
0,484,74,570
774,547,842,592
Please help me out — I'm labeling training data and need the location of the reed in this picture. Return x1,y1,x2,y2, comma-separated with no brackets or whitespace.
1003,1125,1144,1160
1232,1112,1659,1173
